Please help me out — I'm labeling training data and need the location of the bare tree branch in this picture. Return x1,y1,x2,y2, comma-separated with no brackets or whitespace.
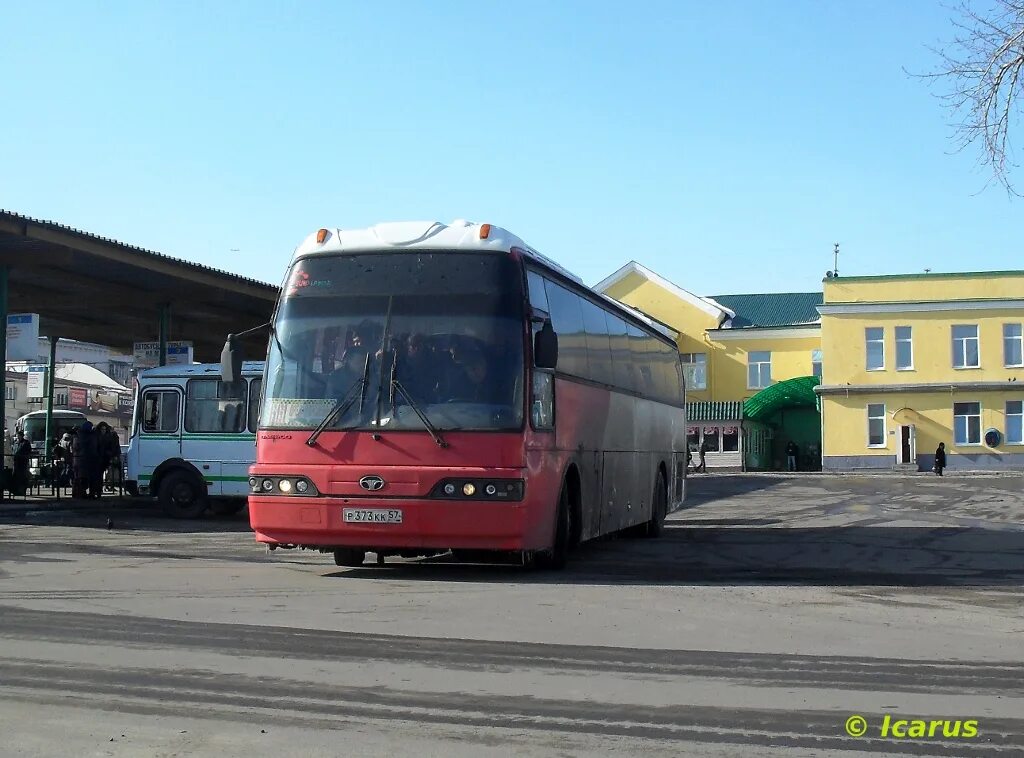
916,1,1024,193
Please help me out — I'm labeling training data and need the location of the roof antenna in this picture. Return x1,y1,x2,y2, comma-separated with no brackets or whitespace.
832,243,840,278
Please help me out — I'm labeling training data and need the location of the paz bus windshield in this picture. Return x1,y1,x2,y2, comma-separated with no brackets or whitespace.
261,252,525,432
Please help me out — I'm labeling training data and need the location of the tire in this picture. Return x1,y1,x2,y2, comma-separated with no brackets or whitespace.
210,500,246,516
645,470,668,538
333,549,366,567
158,470,208,519
536,480,572,570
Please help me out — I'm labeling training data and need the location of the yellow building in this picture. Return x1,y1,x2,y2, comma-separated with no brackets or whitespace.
818,271,1024,471
597,262,823,469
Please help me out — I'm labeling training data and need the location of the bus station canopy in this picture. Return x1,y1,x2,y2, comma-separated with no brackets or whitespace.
0,210,279,362
743,376,821,422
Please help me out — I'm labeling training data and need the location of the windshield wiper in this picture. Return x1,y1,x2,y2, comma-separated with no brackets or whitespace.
389,354,448,448
305,353,371,447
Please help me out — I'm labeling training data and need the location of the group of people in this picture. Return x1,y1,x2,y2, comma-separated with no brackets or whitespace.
324,326,507,408
4,422,121,498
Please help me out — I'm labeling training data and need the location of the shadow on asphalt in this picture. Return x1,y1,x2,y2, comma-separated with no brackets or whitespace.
325,520,1024,588
0,499,252,534
4,476,1024,588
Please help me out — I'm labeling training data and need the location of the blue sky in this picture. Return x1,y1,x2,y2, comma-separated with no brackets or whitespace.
0,1,1018,296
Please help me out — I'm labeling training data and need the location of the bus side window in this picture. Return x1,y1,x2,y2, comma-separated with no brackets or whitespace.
248,378,262,433
142,391,179,434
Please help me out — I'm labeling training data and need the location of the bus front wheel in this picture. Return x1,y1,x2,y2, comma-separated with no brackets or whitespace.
333,549,366,567
158,470,208,519
536,481,572,570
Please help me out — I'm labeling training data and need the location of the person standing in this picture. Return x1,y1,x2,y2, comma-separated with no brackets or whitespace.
934,442,947,476
785,440,799,472
696,436,708,473
72,422,100,499
12,431,32,496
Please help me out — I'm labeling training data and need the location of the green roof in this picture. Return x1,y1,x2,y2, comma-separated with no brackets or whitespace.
686,401,743,422
743,376,821,422
708,292,823,328
826,270,1024,283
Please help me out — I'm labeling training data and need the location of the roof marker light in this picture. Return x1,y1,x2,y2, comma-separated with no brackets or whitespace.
316,228,329,244
479,223,491,240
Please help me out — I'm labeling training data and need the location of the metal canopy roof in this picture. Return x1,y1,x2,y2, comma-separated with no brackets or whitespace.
0,210,279,362
743,376,821,422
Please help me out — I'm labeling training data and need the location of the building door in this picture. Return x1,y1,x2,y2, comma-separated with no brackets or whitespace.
900,425,915,464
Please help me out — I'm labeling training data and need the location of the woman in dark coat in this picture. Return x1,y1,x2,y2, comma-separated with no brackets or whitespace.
934,442,947,476
72,422,100,499
12,431,32,496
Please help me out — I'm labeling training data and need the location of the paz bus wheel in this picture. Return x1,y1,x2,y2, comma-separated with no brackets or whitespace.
158,470,208,519
537,481,571,570
645,470,668,538
333,549,366,567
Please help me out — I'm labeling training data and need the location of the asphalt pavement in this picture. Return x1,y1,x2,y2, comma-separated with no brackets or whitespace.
0,474,1022,756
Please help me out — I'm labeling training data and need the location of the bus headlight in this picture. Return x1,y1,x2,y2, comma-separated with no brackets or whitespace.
430,479,523,501
250,476,319,496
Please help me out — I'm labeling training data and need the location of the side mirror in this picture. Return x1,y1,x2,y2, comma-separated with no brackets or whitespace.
534,320,558,369
221,335,243,384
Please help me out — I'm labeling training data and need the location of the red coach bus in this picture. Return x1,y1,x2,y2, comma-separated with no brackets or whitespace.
225,220,687,568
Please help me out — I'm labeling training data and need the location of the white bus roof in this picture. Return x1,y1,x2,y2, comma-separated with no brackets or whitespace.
291,220,677,343
292,220,583,285
139,361,265,380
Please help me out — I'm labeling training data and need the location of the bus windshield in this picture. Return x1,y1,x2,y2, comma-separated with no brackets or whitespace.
261,252,525,432
21,415,84,447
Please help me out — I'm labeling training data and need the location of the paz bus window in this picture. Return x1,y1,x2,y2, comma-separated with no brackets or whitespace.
142,391,179,434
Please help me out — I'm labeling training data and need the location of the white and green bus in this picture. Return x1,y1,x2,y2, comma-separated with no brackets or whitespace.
124,362,264,518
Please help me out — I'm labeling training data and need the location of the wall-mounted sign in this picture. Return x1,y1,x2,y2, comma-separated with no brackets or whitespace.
68,387,89,409
7,314,40,361
26,365,46,398
133,341,194,369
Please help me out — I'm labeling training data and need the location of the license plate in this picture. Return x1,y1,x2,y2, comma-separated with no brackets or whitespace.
343,508,403,524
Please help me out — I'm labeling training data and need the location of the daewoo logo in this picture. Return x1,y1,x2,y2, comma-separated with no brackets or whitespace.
261,433,293,441
359,475,385,491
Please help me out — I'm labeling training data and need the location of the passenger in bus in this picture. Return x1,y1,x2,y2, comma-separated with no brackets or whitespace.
400,334,440,403
447,347,499,404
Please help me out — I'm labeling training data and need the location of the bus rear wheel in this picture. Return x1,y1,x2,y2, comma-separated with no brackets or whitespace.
536,481,572,570
158,470,208,519
645,470,668,538
333,549,366,567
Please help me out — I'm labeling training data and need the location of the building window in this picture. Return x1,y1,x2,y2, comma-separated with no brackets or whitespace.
722,425,740,452
865,327,885,370
54,389,69,407
952,325,980,368
953,401,982,445
1004,324,1023,367
1007,401,1023,444
867,403,886,447
895,326,913,370
701,427,720,452
747,351,772,389
811,349,823,378
680,353,707,391
4,385,14,402
686,427,700,452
